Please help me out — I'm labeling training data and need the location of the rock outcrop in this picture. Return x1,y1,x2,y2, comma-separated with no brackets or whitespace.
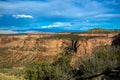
0,36,19,45
0,33,118,66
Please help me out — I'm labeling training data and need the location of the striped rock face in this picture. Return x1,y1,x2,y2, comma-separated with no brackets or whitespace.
0,33,117,67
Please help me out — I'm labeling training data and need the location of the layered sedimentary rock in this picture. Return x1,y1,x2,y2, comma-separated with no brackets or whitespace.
0,33,117,66
0,35,113,57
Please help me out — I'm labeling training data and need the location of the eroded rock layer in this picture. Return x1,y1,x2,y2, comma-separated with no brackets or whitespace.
0,33,118,67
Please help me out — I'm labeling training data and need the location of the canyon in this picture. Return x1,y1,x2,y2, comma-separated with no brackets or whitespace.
0,32,119,67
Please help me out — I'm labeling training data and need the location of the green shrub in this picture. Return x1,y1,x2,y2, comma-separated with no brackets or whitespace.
26,61,55,80
53,57,74,80
77,46,120,79
25,57,74,80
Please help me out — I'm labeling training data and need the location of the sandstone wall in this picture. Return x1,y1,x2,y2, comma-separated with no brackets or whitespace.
0,33,115,62
76,38,113,57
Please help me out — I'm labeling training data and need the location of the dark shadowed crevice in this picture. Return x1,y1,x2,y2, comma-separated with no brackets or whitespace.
72,39,79,53
112,33,120,46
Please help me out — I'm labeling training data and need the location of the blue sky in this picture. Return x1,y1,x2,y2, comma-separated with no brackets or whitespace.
0,0,120,33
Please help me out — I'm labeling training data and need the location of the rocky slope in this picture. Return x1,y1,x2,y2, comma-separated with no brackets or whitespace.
0,33,118,67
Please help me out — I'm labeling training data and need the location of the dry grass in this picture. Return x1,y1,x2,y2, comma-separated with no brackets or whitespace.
0,67,25,80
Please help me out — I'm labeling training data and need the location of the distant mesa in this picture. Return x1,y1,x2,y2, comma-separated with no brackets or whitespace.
87,28,120,34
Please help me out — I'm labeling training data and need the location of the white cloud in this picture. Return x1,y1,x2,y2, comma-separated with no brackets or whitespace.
41,22,72,28
25,31,39,33
79,27,93,30
0,0,109,19
94,14,120,18
0,30,17,34
12,14,33,18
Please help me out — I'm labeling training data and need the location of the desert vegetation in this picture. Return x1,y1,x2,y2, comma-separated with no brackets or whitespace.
0,30,120,80
0,47,9,56
24,45,120,80
86,28,120,34
41,33,105,40
0,45,118,80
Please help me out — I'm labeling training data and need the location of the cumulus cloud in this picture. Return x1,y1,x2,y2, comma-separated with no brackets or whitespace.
41,22,72,28
12,14,33,18
0,30,17,34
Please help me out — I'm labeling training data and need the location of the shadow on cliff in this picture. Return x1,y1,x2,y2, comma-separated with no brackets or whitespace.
112,33,120,46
